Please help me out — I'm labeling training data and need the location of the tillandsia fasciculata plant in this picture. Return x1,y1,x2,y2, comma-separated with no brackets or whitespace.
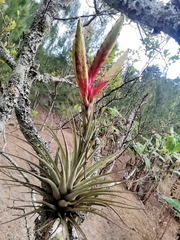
0,16,129,239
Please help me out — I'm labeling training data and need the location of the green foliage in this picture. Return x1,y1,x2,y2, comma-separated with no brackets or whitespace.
0,0,38,44
2,0,39,44
0,0,39,86
105,106,122,118
161,195,180,218
139,26,180,65
117,65,180,135
31,109,38,117
143,67,180,133
129,126,180,171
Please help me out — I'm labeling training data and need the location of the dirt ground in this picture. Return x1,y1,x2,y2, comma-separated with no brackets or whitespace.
0,111,179,240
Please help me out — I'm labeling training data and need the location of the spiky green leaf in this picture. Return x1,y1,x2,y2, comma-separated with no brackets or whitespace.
102,50,128,82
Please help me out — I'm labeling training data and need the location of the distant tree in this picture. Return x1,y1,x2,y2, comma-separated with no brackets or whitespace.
119,65,180,134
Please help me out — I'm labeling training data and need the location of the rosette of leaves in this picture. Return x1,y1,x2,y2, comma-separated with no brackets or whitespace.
1,124,129,239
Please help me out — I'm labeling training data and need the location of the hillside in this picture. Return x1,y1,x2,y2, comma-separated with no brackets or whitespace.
0,110,179,240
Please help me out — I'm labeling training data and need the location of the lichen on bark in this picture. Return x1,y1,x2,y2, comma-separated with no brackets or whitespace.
102,0,180,44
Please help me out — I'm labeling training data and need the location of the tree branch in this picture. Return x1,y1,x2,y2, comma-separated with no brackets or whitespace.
0,41,16,69
102,0,180,44
35,73,76,87
54,11,117,26
93,0,100,14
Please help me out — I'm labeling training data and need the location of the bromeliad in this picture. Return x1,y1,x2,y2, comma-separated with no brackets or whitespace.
73,16,128,123
0,16,129,240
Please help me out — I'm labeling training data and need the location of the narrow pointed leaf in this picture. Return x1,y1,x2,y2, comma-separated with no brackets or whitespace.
66,206,123,229
73,178,122,192
71,119,79,166
54,147,60,166
76,153,118,183
67,216,88,240
67,121,95,190
36,200,57,211
88,16,124,84
102,50,128,82
61,129,71,180
1,207,44,225
161,195,180,213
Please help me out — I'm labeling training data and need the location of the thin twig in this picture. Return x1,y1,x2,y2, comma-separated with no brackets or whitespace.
1,152,37,209
0,41,16,69
8,207,31,240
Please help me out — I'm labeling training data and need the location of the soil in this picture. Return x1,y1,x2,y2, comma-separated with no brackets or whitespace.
0,110,179,240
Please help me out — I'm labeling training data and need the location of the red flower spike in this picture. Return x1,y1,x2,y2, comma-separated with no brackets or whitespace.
73,16,127,111
102,50,129,82
88,16,124,85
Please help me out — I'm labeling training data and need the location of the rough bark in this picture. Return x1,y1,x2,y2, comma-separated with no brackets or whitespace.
0,0,66,130
0,41,16,69
102,0,180,45
68,222,79,240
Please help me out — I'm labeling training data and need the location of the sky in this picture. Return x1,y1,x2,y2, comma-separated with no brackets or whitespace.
79,0,180,79
119,24,180,78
